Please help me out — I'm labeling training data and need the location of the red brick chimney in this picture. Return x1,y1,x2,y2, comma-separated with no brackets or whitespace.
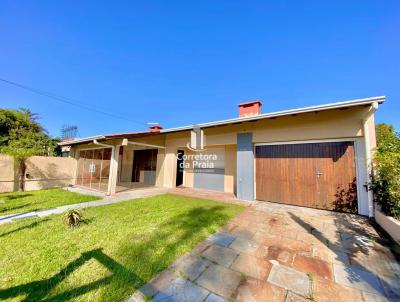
238,100,262,117
149,125,163,132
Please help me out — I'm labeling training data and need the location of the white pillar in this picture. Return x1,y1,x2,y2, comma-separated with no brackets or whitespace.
107,145,121,195
363,119,373,217
362,102,378,217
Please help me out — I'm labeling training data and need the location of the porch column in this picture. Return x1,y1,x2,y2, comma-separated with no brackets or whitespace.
162,147,177,188
362,102,378,217
155,148,166,187
107,145,121,195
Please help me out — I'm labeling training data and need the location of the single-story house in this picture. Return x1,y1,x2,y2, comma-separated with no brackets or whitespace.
59,96,385,217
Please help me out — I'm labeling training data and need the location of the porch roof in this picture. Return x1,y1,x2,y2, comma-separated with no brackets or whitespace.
58,131,160,146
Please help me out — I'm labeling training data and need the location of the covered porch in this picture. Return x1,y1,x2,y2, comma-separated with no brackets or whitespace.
74,134,166,195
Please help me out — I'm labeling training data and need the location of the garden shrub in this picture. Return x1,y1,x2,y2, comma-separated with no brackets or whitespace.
64,209,84,227
370,124,400,219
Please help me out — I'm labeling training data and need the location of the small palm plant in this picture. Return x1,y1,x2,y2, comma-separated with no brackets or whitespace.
64,209,83,227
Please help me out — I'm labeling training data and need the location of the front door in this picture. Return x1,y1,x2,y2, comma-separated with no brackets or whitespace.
176,150,185,186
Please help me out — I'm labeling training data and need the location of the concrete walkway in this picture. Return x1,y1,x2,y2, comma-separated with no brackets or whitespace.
129,201,400,302
0,187,169,225
171,187,251,207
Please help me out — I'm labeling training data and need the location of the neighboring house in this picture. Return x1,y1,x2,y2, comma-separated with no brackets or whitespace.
59,96,385,217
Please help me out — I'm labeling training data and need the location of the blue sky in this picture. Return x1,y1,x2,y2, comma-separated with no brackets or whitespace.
0,1,399,138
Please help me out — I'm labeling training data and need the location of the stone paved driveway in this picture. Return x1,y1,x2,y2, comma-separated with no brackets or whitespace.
129,201,400,302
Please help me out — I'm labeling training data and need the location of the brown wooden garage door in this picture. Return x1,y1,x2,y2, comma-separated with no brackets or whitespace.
255,142,357,213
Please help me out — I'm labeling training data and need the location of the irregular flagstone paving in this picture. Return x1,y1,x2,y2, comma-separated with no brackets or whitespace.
129,200,400,302
208,232,236,247
152,278,210,302
267,264,310,296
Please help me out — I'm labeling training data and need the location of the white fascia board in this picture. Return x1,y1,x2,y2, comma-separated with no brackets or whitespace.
58,135,105,146
160,96,385,133
127,141,166,149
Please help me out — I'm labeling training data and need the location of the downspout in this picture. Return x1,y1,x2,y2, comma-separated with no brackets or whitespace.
93,140,114,195
362,102,379,217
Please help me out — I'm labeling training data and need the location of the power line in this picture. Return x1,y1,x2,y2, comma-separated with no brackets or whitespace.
0,77,144,125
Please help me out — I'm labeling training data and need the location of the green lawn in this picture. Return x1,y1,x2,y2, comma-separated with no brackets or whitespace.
0,194,243,302
0,189,101,216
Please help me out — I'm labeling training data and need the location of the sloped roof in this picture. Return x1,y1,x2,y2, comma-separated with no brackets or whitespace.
59,96,385,146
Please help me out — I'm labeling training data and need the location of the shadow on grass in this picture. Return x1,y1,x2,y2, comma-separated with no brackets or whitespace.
1,193,33,201
0,204,232,301
0,193,34,213
0,203,33,215
0,219,49,238
0,195,66,217
0,248,142,302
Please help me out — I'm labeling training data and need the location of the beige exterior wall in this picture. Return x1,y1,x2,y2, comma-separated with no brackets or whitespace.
224,145,236,193
25,156,77,191
201,106,370,146
182,146,234,192
0,154,16,193
0,155,77,193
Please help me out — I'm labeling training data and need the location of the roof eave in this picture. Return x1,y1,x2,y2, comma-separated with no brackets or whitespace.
160,96,385,133
58,135,106,146
103,132,161,140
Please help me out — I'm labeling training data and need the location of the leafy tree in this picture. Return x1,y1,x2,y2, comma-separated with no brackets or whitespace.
0,108,59,191
0,108,44,146
376,123,400,153
371,123,400,219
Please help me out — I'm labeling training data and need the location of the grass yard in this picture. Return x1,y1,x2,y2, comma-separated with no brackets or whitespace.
0,193,243,302
0,189,101,216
